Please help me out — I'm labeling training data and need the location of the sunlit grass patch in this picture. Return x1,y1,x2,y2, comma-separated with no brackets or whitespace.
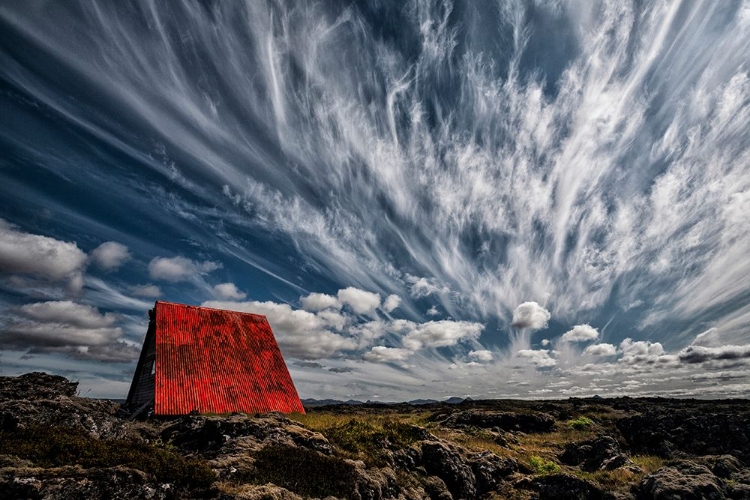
576,467,641,490
567,416,595,430
290,412,429,466
529,455,561,475
631,455,666,473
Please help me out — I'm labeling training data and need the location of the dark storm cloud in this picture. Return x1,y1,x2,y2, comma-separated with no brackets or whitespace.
328,367,355,373
0,300,138,363
679,345,750,364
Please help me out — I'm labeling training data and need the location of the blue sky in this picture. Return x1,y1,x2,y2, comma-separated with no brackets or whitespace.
1,0,750,400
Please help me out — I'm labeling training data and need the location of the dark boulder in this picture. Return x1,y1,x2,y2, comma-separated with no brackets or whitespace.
437,409,555,433
467,451,518,494
0,466,170,500
560,436,632,471
700,455,743,479
421,441,477,499
162,413,332,455
531,473,604,500
617,409,750,462
0,372,78,400
727,468,750,499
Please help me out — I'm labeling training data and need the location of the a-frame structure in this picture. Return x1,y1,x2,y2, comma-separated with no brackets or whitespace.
126,301,304,415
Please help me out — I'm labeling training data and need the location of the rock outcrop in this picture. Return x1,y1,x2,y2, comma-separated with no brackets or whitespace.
617,408,750,462
559,435,633,472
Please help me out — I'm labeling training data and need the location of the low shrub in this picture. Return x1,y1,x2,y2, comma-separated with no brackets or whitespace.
529,455,561,475
567,416,594,430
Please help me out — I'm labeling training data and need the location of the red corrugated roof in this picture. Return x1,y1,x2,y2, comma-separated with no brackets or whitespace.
153,301,304,415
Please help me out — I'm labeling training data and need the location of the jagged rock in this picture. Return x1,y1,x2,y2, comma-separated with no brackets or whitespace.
529,473,604,500
435,410,555,433
0,376,133,440
393,447,422,471
731,468,750,485
560,436,632,471
698,455,744,479
421,476,453,500
726,468,750,499
0,465,171,500
618,409,750,462
639,461,726,500
162,414,332,455
467,451,518,494
421,441,476,499
0,372,78,400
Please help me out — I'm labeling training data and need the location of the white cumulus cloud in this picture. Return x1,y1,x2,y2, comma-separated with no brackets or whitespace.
382,294,401,313
405,275,450,298
583,343,617,356
90,242,131,270
511,302,551,330
19,300,117,329
337,287,381,315
212,282,246,300
618,338,666,364
516,349,557,368
561,324,599,343
300,292,341,311
468,350,493,362
148,256,221,282
0,219,87,291
402,320,484,351
364,346,413,363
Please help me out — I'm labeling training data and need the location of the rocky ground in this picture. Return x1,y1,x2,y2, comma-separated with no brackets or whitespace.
2,373,750,499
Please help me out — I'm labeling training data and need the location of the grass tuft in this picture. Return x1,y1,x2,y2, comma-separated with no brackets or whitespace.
529,455,561,475
567,416,595,430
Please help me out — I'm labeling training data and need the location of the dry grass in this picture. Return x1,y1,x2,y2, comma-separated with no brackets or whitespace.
631,455,666,473
289,410,429,432
290,407,655,494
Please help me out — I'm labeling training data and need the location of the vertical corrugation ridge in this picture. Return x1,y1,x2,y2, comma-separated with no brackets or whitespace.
152,301,304,415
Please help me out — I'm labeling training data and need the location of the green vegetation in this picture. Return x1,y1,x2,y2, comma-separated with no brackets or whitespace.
567,416,595,430
0,425,216,489
325,418,422,453
291,413,426,465
529,455,561,475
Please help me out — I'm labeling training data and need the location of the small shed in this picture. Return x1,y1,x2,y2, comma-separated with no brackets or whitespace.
126,301,304,415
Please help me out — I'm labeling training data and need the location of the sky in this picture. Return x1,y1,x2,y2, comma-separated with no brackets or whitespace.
1,0,750,400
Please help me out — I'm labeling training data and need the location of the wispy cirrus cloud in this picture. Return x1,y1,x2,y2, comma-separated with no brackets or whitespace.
2,0,750,399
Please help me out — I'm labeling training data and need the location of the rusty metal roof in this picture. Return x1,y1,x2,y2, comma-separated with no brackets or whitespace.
153,301,304,415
